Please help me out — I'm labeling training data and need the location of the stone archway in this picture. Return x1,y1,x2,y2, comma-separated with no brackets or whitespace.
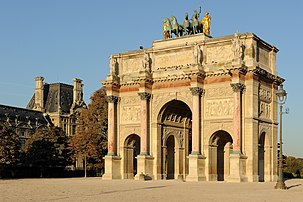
124,134,140,179
166,135,175,179
209,130,233,181
158,100,192,180
258,132,265,182
258,131,271,182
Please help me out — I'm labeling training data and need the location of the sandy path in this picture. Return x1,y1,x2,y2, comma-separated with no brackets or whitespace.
1,178,303,202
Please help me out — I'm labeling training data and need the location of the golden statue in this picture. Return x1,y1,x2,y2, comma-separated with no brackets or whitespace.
201,12,211,36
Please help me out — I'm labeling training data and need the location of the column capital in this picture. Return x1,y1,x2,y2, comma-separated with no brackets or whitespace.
190,87,204,96
106,95,119,103
138,92,151,101
231,83,245,93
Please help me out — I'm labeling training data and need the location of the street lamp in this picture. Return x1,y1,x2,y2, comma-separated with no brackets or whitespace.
275,84,287,190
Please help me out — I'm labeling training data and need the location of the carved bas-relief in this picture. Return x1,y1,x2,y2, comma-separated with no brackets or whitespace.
205,99,234,119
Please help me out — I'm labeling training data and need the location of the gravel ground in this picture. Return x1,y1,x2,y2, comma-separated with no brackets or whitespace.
1,178,303,202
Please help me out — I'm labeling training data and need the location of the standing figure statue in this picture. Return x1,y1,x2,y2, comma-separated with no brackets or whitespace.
142,50,151,73
191,6,202,34
201,12,211,36
193,43,203,65
163,18,172,39
109,55,118,76
232,33,244,64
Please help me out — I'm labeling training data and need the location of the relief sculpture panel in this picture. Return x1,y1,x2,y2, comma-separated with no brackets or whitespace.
259,87,272,103
154,51,192,70
121,57,141,74
121,106,141,124
260,101,271,119
206,45,233,64
205,99,233,119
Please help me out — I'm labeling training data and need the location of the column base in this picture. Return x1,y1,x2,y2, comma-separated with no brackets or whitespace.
186,154,206,182
102,155,122,180
208,174,218,181
135,155,154,180
274,181,287,189
226,152,248,182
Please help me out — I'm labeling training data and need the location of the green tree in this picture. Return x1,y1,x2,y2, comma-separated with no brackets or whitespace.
0,123,21,176
70,87,108,177
22,127,70,176
284,155,303,177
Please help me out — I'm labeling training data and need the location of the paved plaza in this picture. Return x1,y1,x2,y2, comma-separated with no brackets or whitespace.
1,178,303,202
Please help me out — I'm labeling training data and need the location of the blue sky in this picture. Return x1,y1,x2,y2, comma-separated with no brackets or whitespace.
0,0,302,157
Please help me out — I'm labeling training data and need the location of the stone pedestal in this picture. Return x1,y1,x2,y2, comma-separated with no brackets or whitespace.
102,155,121,180
135,155,154,180
186,154,206,181
226,153,248,182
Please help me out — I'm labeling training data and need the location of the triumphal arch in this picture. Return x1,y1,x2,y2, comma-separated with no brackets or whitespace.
102,11,284,182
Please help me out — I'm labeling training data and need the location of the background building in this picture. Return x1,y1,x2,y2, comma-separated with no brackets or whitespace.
0,77,85,144
26,77,85,136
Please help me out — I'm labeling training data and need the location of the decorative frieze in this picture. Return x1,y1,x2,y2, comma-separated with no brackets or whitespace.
106,95,119,103
121,106,141,123
206,45,233,64
120,96,140,105
206,87,233,98
190,87,204,96
205,99,234,118
138,92,151,101
230,83,245,93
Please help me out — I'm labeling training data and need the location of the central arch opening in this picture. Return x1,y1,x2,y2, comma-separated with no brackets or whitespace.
158,100,192,180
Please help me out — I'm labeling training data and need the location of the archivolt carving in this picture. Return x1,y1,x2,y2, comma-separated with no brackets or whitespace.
206,45,233,64
152,91,192,121
206,87,233,98
205,99,233,118
162,127,184,148
259,123,272,144
120,126,140,144
204,122,233,142
121,106,141,123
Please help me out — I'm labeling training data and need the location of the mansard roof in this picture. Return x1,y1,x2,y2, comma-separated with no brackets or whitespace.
0,104,50,127
26,83,73,114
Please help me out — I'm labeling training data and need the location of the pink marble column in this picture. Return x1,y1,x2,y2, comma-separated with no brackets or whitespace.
190,87,203,155
230,83,245,153
107,95,118,156
138,92,151,155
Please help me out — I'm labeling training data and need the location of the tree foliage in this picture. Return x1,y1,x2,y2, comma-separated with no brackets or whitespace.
0,123,21,167
22,127,70,168
70,87,108,171
284,155,303,177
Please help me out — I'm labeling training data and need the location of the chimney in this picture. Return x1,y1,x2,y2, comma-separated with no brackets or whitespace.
34,76,44,111
73,78,83,104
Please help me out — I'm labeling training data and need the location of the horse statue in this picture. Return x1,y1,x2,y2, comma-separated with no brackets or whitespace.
182,12,192,36
191,7,203,34
163,18,172,39
169,16,183,37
